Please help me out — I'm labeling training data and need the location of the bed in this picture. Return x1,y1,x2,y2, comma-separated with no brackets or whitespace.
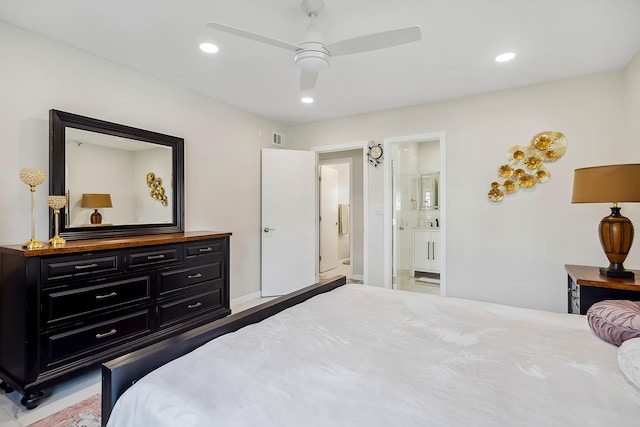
102,278,640,426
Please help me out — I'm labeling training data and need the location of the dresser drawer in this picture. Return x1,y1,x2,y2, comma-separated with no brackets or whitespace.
42,309,151,369
157,289,222,328
124,245,180,269
184,239,224,259
43,276,151,325
43,251,120,281
158,262,222,295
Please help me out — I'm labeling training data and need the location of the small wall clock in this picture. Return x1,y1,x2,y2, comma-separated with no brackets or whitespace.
368,142,383,167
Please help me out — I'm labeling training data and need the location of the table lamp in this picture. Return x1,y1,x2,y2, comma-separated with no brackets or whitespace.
572,164,640,278
81,193,112,224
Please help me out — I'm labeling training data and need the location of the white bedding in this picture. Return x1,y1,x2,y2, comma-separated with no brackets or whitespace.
107,285,640,426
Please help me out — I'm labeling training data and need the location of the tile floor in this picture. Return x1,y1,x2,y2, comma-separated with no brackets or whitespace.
0,368,101,427
320,260,441,296
396,271,441,295
319,260,356,283
0,264,438,426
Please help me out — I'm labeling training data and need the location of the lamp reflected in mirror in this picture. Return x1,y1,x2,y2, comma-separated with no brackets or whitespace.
81,193,113,225
572,164,640,278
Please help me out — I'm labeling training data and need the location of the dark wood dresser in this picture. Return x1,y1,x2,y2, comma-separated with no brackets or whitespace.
0,231,231,408
565,264,640,314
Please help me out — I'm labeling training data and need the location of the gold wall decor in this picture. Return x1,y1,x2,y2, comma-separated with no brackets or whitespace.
146,172,168,206
487,131,567,202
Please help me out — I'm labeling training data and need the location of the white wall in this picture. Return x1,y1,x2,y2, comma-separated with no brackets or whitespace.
0,21,286,299
287,64,640,312
3,19,638,310
625,52,640,157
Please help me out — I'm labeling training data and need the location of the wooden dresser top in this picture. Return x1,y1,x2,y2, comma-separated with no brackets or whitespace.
565,264,640,291
0,231,232,257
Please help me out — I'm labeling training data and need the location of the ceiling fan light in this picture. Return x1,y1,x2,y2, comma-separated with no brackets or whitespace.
295,47,330,72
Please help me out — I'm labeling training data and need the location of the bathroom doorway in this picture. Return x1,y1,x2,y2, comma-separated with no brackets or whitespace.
385,133,445,295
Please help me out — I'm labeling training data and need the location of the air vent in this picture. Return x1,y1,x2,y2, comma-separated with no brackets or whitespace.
272,132,285,147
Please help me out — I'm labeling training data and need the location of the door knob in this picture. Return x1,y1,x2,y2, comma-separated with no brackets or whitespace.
263,227,275,233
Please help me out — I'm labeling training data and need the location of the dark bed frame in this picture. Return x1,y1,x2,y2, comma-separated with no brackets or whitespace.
101,275,347,426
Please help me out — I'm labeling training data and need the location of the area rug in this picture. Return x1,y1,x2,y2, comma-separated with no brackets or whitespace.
29,393,100,427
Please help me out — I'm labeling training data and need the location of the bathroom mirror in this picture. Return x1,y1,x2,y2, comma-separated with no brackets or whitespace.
49,109,184,240
420,173,439,209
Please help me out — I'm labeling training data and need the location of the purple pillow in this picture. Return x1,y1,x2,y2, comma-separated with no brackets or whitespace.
587,300,640,346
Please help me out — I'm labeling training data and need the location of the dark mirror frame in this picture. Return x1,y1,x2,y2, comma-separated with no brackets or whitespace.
49,109,184,241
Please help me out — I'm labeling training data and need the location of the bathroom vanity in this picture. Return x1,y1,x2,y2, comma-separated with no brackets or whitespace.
412,228,440,275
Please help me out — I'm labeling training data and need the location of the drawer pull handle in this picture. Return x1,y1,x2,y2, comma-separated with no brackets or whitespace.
95,291,118,300
147,254,166,260
188,302,202,309
199,247,213,253
75,263,99,270
187,273,203,279
96,329,117,339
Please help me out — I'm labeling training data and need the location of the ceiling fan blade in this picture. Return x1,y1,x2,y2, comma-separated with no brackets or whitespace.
300,71,319,91
326,25,422,57
206,22,300,52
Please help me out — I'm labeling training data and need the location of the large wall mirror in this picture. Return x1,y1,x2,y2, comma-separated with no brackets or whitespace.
49,109,184,240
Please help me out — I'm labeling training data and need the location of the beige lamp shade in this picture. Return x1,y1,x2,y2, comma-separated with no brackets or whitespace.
572,164,640,204
81,193,113,209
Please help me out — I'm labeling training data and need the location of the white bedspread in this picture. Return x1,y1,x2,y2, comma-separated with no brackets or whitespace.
107,285,640,426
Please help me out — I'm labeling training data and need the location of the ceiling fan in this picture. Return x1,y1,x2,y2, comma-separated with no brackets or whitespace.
206,0,422,91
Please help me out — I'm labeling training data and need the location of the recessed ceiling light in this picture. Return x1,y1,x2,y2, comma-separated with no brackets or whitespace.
199,42,219,54
495,52,516,63
301,96,314,104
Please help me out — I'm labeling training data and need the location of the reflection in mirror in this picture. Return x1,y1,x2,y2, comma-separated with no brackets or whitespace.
65,128,173,227
50,109,184,240
420,173,439,209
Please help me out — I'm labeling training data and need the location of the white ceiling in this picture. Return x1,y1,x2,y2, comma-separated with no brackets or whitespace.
1,0,639,126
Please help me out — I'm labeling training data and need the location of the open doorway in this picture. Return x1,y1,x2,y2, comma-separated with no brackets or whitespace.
317,149,365,284
319,162,350,276
384,132,446,296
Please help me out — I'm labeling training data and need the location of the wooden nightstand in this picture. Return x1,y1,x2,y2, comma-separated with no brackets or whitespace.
565,264,640,314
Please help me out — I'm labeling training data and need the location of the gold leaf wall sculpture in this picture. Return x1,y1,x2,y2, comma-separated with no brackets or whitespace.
146,172,169,206
488,131,567,202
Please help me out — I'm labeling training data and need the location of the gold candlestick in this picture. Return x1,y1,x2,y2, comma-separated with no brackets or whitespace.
19,168,46,250
47,195,67,247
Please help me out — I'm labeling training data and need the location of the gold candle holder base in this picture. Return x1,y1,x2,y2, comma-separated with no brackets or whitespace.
47,235,66,247
23,239,45,250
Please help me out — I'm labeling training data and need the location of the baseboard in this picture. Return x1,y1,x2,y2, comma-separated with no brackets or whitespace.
351,274,364,281
230,291,261,307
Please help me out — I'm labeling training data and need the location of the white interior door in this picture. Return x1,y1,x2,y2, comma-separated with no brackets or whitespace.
320,166,338,273
261,148,317,297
